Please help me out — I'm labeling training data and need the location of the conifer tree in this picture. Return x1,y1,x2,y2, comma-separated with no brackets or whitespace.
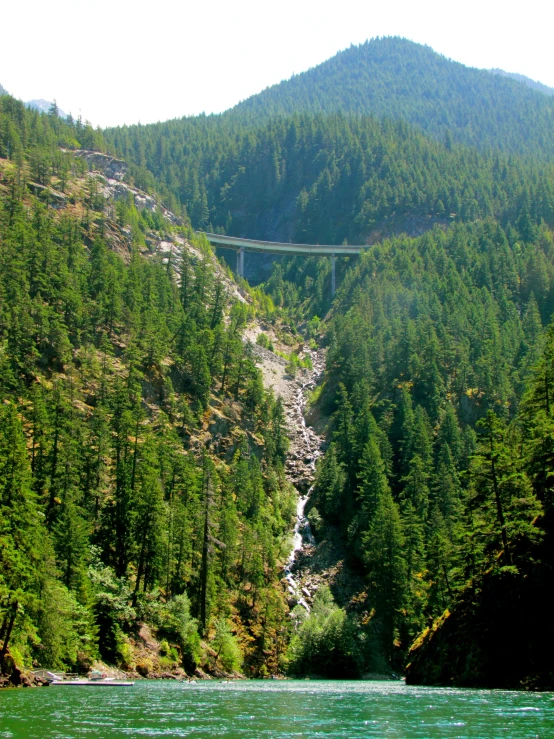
363,490,406,661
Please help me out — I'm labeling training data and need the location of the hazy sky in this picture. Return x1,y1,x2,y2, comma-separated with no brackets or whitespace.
1,0,553,128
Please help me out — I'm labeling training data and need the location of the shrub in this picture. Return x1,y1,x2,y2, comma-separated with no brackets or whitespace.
88,561,135,665
307,507,323,535
35,579,98,670
286,586,360,678
307,316,321,339
159,594,201,671
118,641,135,670
212,619,243,672
256,332,274,351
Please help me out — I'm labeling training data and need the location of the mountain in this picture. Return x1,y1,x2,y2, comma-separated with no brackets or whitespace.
300,217,554,687
257,173,554,686
4,35,554,689
490,68,554,96
105,110,554,260
26,98,67,117
0,87,67,115
228,37,554,159
102,37,554,257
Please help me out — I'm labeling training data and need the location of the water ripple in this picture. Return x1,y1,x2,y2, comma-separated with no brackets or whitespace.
0,680,552,738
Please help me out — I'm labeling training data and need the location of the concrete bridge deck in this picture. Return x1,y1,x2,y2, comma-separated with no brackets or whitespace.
204,232,367,256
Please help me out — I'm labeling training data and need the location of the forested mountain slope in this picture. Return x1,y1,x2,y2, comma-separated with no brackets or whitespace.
103,39,554,248
265,215,554,686
102,37,554,687
4,32,554,687
105,112,554,248
229,38,554,159
490,69,554,97
0,94,296,683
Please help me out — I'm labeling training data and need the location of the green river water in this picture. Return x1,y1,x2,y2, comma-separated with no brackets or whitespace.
0,680,552,738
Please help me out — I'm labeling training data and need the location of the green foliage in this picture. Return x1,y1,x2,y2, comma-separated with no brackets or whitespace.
311,444,346,522
88,560,135,664
0,111,294,676
300,217,554,667
4,40,554,683
229,37,554,160
35,579,97,669
103,37,554,271
405,329,554,687
362,490,407,660
105,110,554,258
287,586,359,677
211,618,242,672
256,332,274,352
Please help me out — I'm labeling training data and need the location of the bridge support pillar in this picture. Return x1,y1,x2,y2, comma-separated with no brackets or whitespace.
236,247,245,278
331,254,336,296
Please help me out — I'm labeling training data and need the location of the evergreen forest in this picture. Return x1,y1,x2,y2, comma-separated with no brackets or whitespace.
0,96,295,680
2,35,554,689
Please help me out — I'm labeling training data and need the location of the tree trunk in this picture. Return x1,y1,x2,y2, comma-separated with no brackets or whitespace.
199,493,210,633
489,433,511,565
0,602,18,672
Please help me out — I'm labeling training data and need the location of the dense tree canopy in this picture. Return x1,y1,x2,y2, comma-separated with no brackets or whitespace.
229,37,554,159
105,111,554,251
0,97,294,677
299,217,554,675
3,34,554,685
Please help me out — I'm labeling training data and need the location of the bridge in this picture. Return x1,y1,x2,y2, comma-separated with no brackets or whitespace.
204,233,369,295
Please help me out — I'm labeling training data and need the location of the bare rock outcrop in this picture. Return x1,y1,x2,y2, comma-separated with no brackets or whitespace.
73,150,127,180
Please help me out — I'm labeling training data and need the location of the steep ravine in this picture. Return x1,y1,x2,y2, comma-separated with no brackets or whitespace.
247,336,329,613
280,349,325,611
248,328,369,637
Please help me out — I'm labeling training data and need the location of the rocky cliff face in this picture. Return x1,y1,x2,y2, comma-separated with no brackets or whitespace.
70,149,179,223
73,150,128,180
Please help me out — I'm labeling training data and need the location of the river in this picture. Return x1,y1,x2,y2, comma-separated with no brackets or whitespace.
1,680,552,738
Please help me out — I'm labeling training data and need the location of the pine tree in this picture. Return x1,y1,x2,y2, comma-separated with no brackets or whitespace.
522,325,554,510
357,437,390,521
401,500,427,638
401,455,431,523
311,443,346,522
0,403,49,658
471,411,541,567
425,506,454,615
132,437,166,599
362,490,406,661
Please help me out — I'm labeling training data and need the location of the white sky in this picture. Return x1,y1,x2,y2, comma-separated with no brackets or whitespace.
1,0,553,128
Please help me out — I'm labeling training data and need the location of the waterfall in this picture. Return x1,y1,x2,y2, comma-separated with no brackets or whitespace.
284,490,316,610
283,349,325,612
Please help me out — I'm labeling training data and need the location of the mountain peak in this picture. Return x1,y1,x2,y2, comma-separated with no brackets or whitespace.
26,99,67,118
228,36,554,158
